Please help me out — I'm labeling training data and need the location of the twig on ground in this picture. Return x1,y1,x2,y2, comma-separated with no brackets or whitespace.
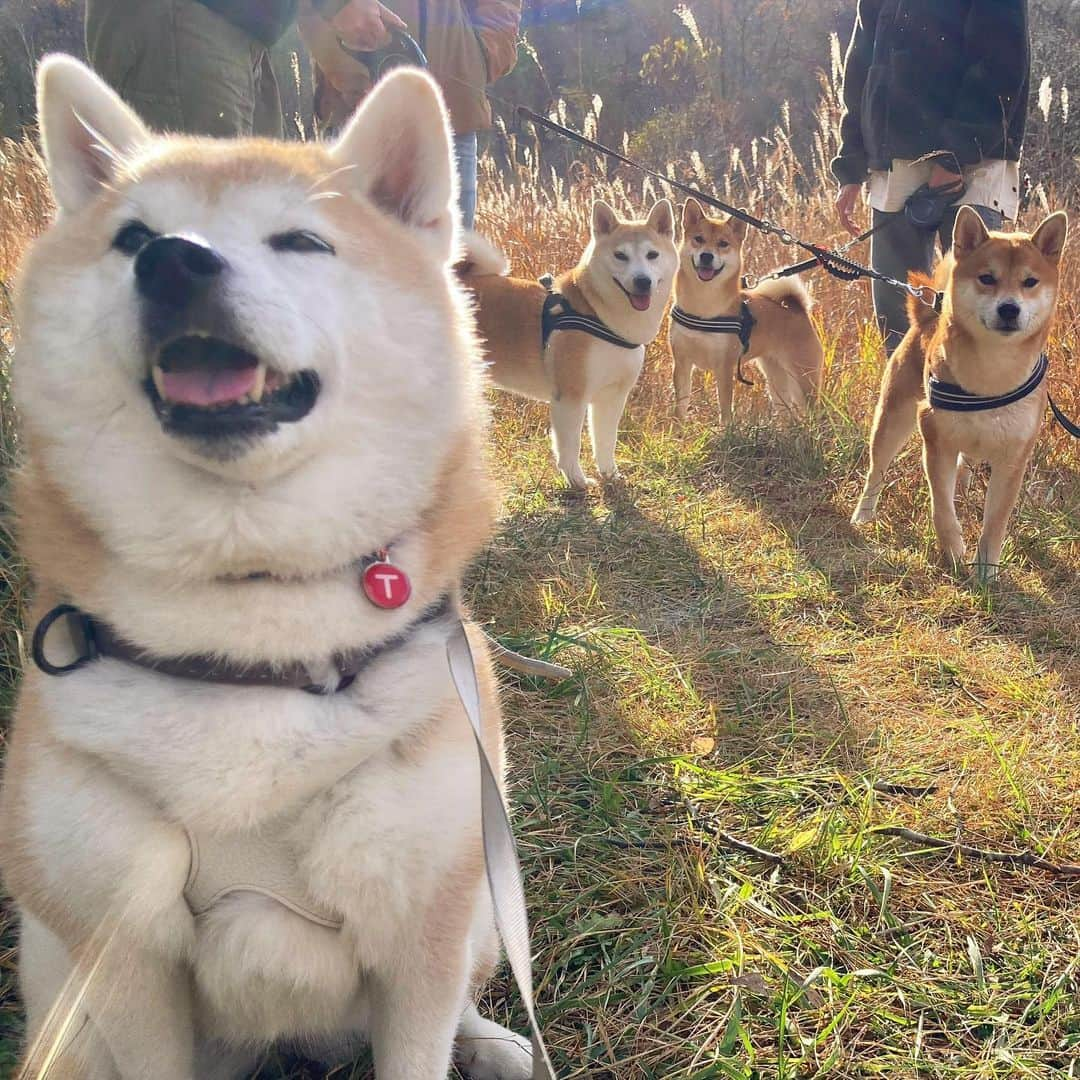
874,826,1080,877
871,781,939,797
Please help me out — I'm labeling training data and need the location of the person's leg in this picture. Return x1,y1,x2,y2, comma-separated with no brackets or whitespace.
869,209,936,354
87,0,260,136
454,132,478,229
939,204,1004,253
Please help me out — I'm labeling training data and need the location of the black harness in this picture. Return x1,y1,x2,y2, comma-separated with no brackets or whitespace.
928,353,1048,413
670,300,757,386
926,354,1079,437
539,274,639,351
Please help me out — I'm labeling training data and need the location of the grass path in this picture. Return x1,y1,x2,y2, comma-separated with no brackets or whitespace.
462,365,1080,1078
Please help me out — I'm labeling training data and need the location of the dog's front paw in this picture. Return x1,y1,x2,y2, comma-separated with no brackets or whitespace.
561,469,593,492
456,1025,533,1080
850,501,877,525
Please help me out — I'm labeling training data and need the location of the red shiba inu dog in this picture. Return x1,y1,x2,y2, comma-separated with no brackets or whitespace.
669,198,823,426
852,207,1068,582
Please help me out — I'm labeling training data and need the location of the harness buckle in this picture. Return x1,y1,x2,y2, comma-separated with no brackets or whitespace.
32,604,98,676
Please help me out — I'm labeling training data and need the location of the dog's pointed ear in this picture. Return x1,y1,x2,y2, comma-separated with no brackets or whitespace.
592,200,620,237
682,198,705,230
725,215,748,244
1031,211,1068,264
952,206,991,258
331,69,456,258
37,54,149,214
648,199,675,238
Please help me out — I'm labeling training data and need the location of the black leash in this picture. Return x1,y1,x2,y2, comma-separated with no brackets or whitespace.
757,180,966,286
516,107,941,309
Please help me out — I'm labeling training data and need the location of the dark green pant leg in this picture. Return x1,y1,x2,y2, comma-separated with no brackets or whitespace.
869,204,1004,354
86,0,271,137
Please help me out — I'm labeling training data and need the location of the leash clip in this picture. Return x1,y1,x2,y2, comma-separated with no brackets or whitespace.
32,604,98,676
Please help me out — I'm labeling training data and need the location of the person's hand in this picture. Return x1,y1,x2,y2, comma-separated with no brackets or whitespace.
835,183,863,236
331,0,406,51
929,162,964,193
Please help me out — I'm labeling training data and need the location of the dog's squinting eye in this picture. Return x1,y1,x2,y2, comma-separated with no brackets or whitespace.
693,235,705,244
646,250,659,260
268,230,336,255
718,240,730,248
1022,276,1039,288
112,221,159,256
978,273,997,286
613,251,630,262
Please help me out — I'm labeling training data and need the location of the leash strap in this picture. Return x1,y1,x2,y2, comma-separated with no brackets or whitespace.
447,623,557,1080
517,107,940,310
540,281,638,350
670,300,756,385
1048,394,1080,437
928,353,1049,413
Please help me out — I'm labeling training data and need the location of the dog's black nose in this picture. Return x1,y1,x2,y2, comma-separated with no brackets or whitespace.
997,301,1021,323
632,274,652,293
135,235,227,309
698,251,714,266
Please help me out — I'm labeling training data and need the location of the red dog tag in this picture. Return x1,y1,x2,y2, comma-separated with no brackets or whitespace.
362,559,412,609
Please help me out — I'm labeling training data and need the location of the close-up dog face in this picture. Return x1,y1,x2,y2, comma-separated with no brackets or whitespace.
14,58,475,574
950,206,1068,339
680,198,746,284
589,198,677,312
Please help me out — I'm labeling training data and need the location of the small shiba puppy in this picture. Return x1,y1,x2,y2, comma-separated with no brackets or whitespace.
669,198,823,425
461,200,678,489
1,56,533,1079
852,207,1068,582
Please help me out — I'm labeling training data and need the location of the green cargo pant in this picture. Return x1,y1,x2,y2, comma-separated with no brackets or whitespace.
86,0,283,137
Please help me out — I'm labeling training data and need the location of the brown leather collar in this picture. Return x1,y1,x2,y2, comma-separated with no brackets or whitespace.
31,593,456,695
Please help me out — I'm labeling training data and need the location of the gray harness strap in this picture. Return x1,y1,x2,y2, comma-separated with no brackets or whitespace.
447,623,558,1080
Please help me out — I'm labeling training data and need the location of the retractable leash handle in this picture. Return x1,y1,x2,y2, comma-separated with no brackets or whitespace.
904,179,967,231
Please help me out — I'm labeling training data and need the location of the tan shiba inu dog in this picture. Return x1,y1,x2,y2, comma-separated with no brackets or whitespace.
852,207,1068,582
461,200,677,490
1,56,534,1079
669,198,823,426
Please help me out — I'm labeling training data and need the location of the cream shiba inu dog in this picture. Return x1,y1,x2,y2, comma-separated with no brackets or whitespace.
670,198,823,425
461,200,677,490
1,56,534,1079
852,207,1068,582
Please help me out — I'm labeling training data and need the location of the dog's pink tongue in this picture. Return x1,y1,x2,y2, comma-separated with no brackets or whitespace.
697,267,717,281
161,366,258,407
630,293,652,312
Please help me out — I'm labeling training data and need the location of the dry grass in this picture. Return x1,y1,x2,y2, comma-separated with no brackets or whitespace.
0,90,1078,1078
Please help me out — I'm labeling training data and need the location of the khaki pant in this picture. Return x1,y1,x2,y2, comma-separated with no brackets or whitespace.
86,0,283,137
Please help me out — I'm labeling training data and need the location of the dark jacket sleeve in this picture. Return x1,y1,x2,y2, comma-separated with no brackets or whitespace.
831,0,881,185
940,0,1029,166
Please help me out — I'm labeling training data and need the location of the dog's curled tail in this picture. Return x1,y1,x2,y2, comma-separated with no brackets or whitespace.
750,275,813,314
455,231,510,278
906,270,939,335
